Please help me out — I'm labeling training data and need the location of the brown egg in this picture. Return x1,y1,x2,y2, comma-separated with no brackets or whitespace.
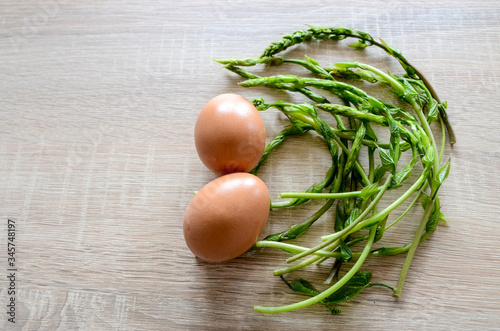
194,93,266,175
183,172,270,262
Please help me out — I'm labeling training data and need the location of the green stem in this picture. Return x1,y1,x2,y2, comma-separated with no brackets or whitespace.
394,196,436,297
256,240,417,260
273,252,326,276
255,241,355,259
384,185,426,231
286,174,391,263
270,200,297,209
282,58,332,79
258,26,456,143
258,100,399,150
338,62,405,95
438,115,447,164
334,136,370,186
279,188,380,200
325,172,426,239
265,160,345,270
267,198,335,240
368,147,375,183
316,103,389,125
271,164,335,209
254,225,377,313
240,75,368,100
251,122,314,175
273,104,372,186
411,99,440,178
367,282,395,290
225,65,332,104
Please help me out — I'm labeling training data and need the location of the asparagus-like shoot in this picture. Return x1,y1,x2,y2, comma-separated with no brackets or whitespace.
214,26,453,314
217,26,455,144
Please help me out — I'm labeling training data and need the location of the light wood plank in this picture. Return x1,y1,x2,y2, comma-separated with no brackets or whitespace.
1,1,499,329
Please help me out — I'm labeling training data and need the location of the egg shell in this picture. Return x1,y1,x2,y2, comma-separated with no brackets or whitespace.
183,173,270,262
194,93,266,175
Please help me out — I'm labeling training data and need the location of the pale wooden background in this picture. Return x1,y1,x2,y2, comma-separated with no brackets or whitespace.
1,0,499,330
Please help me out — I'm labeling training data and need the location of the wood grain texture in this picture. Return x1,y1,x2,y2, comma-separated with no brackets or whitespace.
1,1,500,330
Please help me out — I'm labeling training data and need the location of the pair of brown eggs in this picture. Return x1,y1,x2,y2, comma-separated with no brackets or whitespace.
184,93,270,262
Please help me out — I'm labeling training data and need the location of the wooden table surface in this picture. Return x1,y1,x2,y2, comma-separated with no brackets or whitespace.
1,1,500,330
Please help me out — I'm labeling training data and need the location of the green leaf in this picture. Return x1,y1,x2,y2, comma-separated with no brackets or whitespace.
401,62,417,79
427,98,439,123
435,158,451,186
401,79,419,102
422,147,435,168
368,96,386,112
214,57,275,66
337,239,353,262
355,30,373,41
251,122,313,175
364,122,378,141
389,122,401,163
359,182,380,200
355,70,380,83
328,33,347,41
380,39,403,58
378,147,394,166
289,103,317,117
263,222,312,242
280,247,301,254
389,120,400,138
263,218,312,241
334,61,359,69
429,159,451,199
290,278,321,296
379,39,415,78
287,222,312,239
422,199,449,241
344,122,366,177
415,126,431,149
388,105,417,123
324,306,342,314
374,223,386,243
282,275,344,316
325,271,372,303
425,206,441,235
421,194,431,209
392,156,418,187
348,41,370,49
262,232,281,242
419,200,450,246
409,122,429,150
343,270,372,287
438,211,450,224
283,165,335,207
305,55,320,66
373,165,388,183
344,207,360,228
377,145,396,174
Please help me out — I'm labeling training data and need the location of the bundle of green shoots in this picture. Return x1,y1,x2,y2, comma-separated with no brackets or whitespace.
215,26,454,314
